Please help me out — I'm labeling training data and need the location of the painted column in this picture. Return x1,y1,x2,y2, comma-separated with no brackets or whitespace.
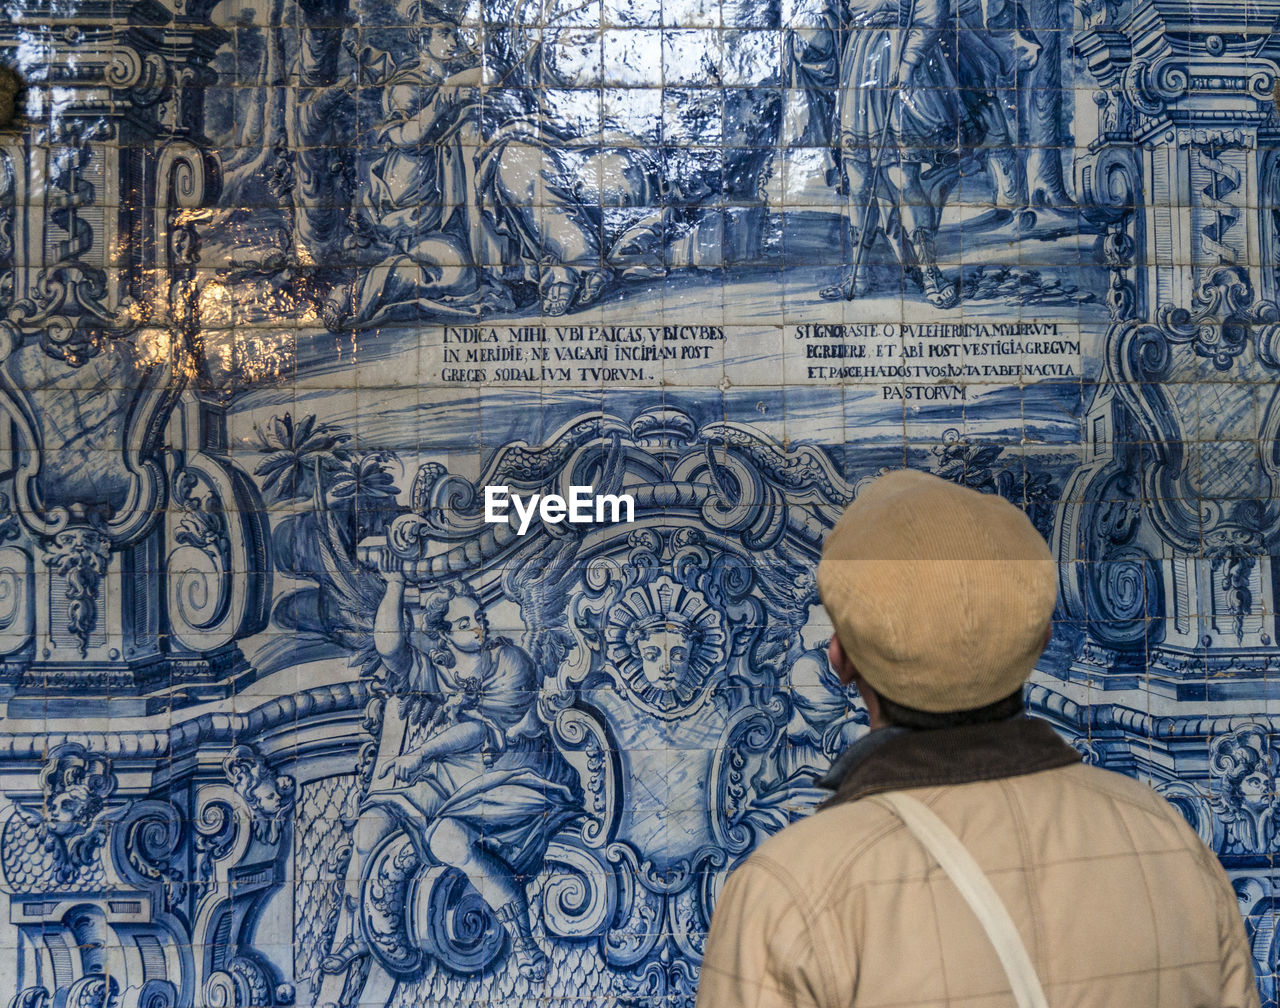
1054,4,1280,974
0,3,269,710
1065,0,1280,697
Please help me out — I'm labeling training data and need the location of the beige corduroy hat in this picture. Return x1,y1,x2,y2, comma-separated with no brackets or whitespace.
816,469,1058,713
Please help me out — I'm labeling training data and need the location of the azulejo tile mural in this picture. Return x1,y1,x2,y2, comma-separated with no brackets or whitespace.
0,0,1278,999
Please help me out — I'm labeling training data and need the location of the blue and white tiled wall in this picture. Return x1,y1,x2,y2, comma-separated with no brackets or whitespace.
0,0,1278,1001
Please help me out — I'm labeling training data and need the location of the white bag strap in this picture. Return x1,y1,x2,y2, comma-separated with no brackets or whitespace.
870,791,1050,1008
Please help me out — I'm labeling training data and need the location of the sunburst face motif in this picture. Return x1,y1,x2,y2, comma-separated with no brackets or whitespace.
604,575,728,720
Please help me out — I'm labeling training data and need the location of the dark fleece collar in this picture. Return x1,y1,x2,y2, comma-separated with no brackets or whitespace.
818,717,1081,811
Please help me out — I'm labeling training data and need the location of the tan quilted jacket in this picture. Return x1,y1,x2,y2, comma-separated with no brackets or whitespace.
697,720,1259,1008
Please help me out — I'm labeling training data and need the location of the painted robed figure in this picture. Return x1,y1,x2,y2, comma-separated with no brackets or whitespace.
821,0,1032,306
322,4,507,329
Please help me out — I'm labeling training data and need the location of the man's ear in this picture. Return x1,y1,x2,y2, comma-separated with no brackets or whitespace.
827,633,857,686
829,635,884,729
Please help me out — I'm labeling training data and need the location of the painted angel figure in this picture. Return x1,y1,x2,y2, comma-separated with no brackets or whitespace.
777,644,868,783
314,574,582,1005
1210,724,1280,853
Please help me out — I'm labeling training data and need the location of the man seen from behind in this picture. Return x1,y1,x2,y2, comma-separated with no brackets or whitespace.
696,469,1259,1008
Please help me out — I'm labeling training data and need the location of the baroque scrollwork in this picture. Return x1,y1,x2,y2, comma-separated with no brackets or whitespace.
43,528,109,658
165,446,273,655
1125,56,1190,118
103,798,187,916
106,48,169,106
2,262,143,367
1096,267,1280,560
1054,438,1164,648
134,981,179,1008
1076,143,1140,321
194,797,238,896
174,468,232,566
156,141,214,342
361,835,506,978
3,977,120,1008
1102,225,1137,321
0,126,142,366
168,467,234,640
0,149,13,309
1155,265,1280,371
204,958,273,1008
288,406,854,1003
1208,527,1262,642
64,976,119,1008
8,990,51,1008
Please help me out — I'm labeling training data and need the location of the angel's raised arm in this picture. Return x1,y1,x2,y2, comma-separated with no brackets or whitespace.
374,572,413,680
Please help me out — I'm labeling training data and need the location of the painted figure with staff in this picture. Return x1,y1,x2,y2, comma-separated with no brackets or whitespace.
821,0,993,307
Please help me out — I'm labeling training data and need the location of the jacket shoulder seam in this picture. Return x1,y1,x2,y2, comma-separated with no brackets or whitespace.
736,854,847,1004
